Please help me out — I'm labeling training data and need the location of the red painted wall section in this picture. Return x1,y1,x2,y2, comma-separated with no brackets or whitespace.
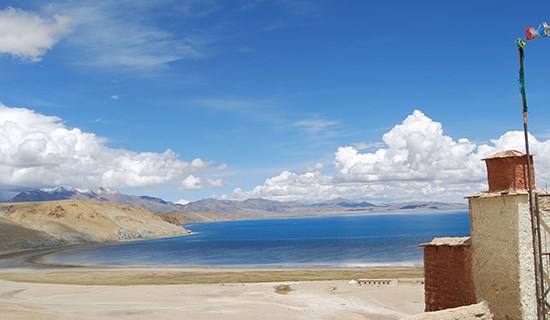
483,150,535,192
422,238,476,312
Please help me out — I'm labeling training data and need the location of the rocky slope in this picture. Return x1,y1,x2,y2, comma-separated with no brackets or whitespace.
0,200,190,255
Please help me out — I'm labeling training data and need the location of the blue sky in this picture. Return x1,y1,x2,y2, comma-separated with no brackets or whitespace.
1,0,550,203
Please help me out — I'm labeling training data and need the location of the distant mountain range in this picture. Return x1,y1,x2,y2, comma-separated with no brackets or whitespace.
10,186,185,213
8,187,468,220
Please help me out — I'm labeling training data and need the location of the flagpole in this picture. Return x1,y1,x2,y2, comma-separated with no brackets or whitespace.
516,38,545,320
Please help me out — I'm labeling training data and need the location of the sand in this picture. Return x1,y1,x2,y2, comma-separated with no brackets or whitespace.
0,279,424,320
0,247,425,320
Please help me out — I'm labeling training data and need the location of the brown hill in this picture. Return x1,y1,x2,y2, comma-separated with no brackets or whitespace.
159,210,235,224
0,200,190,255
0,217,65,255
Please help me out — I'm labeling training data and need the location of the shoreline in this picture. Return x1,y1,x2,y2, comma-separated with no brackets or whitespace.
0,244,424,286
182,208,469,225
0,241,426,319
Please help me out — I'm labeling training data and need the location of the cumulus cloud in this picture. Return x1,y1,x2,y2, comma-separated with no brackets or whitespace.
0,7,71,62
191,158,208,170
352,142,385,151
180,175,202,190
230,110,550,203
180,174,223,190
0,103,208,195
334,111,482,183
233,170,336,202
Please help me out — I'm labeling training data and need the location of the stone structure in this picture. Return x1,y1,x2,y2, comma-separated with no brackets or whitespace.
422,237,476,311
467,150,537,320
417,150,546,319
483,150,535,192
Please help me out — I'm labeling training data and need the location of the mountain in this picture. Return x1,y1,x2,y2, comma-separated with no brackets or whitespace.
9,187,468,221
315,197,377,208
10,186,92,202
178,197,467,219
10,187,185,213
0,200,190,255
91,189,185,213
179,198,298,216
385,201,464,211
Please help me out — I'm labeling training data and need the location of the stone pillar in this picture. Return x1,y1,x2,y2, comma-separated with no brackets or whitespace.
422,237,476,311
467,150,536,320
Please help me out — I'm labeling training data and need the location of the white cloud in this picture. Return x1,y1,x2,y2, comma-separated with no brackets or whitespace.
110,95,120,100
233,170,336,202
294,118,339,135
0,7,72,62
351,141,385,151
191,158,208,170
180,175,202,190
180,174,223,190
52,2,209,69
306,162,324,172
334,110,482,183
0,103,208,194
230,110,550,203
207,178,224,187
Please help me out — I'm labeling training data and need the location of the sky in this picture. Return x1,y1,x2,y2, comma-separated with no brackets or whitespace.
1,0,550,204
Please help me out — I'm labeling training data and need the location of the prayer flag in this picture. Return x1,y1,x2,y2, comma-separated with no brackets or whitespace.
525,22,550,40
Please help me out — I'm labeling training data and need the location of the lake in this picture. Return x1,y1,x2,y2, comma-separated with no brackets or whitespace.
44,210,470,268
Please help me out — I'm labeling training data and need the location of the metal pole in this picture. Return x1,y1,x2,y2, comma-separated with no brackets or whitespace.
517,38,546,319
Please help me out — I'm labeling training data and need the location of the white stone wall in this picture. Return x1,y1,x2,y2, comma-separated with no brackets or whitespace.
468,193,536,320
401,302,493,320
537,194,550,299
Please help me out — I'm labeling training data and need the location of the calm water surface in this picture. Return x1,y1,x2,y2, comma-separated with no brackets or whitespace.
45,211,470,267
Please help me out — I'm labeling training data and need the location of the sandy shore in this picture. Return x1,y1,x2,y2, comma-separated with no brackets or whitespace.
0,279,424,320
0,247,425,319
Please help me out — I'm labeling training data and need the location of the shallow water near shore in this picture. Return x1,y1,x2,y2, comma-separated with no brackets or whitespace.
44,210,470,267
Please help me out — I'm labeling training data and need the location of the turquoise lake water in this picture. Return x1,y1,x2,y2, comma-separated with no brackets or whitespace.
45,210,470,267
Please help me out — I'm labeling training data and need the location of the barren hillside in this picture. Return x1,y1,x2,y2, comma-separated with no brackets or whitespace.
159,210,235,224
0,200,190,255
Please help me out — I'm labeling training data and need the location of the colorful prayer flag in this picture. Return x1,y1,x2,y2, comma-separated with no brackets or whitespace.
525,22,550,40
